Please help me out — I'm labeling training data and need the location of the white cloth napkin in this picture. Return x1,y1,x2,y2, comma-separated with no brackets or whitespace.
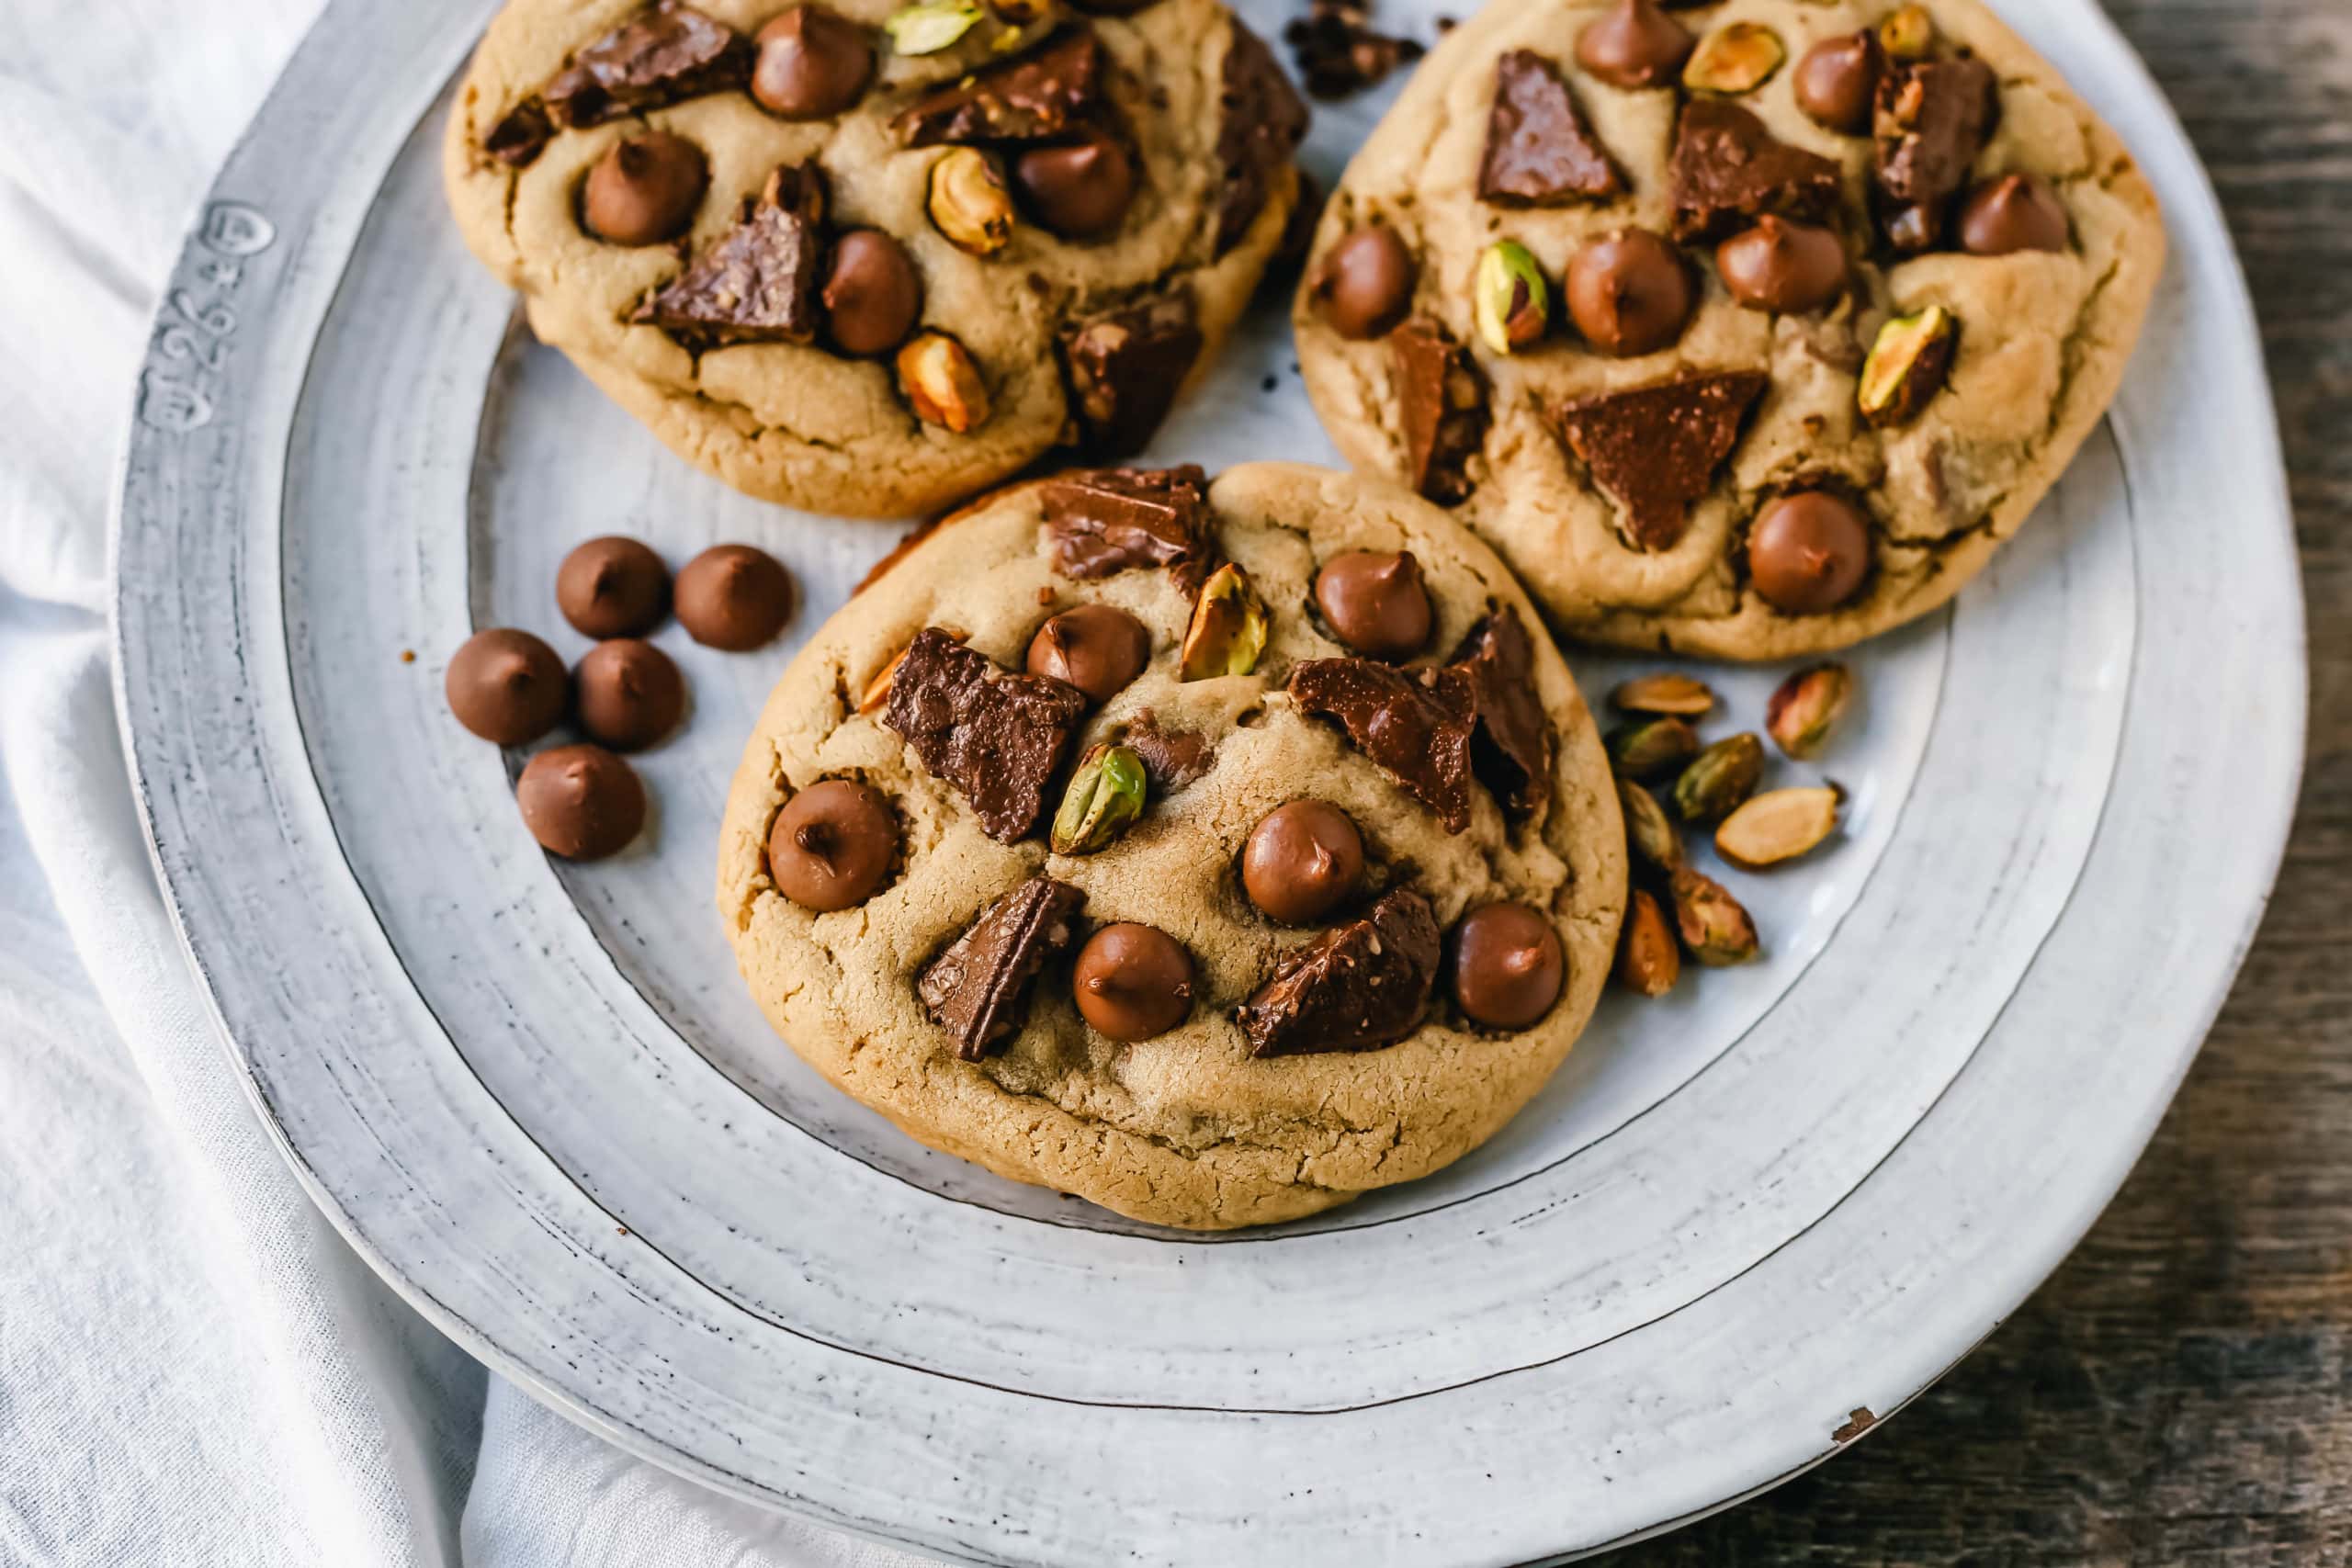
0,4,929,1562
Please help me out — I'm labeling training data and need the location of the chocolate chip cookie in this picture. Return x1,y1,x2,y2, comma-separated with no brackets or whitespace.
1293,0,2165,658
716,461,1626,1229
447,0,1306,517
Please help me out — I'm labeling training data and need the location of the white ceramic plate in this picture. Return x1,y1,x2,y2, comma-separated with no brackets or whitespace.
113,0,2303,1561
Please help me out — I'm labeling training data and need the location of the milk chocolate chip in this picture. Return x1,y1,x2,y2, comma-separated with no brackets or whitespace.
767,779,897,911
1448,903,1565,1028
573,637,685,751
1314,550,1431,660
1575,0,1694,91
1565,229,1694,357
516,744,646,861
1959,173,2070,255
1071,923,1194,1041
1242,799,1365,925
1025,604,1151,701
1716,217,1849,313
557,536,670,638
1748,491,1871,614
675,544,794,649
1013,131,1137,239
1315,228,1417,340
1794,29,1881,133
446,628,569,745
821,229,922,356
582,132,708,246
752,6,875,119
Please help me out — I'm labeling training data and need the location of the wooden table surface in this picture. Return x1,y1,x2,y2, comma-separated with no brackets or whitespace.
1607,3,2351,1562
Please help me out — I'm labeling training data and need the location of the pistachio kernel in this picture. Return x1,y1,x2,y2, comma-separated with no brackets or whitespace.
1859,305,1959,427
1611,671,1715,717
884,0,983,53
1051,743,1148,855
1473,241,1551,356
1716,785,1845,870
858,647,910,714
897,332,992,431
1606,716,1702,783
1683,22,1787,95
1671,732,1765,822
1618,778,1685,874
1616,887,1682,997
1766,662,1854,758
1669,865,1760,966
1878,4,1936,61
927,148,1015,255
1178,562,1270,681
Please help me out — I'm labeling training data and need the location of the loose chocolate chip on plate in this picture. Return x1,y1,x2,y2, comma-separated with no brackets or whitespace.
1448,902,1565,1029
917,875,1087,1059
1287,657,1480,832
1668,97,1843,242
1314,549,1431,660
446,627,569,745
542,0,753,130
767,779,897,911
1565,229,1694,357
752,6,875,119
893,28,1103,147
1716,216,1849,313
1552,370,1770,550
582,131,709,246
1013,131,1138,239
1575,0,1695,91
558,535,670,638
573,637,685,751
517,744,646,861
821,229,922,356
1216,19,1310,253
1748,491,1872,614
1389,318,1490,504
1057,291,1204,457
1235,887,1442,1056
635,163,828,344
1072,922,1195,1041
675,544,794,649
1873,56,1998,254
1959,173,2070,255
1241,799,1365,925
1478,50,1623,206
1794,29,1883,133
1025,604,1151,702
1448,604,1555,824
884,627,1091,841
1314,227,1417,340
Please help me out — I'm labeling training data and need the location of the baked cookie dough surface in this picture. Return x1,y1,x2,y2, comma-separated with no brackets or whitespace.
717,462,1626,1229
447,0,1305,518
1293,0,2165,659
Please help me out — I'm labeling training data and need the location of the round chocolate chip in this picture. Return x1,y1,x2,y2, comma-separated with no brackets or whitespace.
766,779,897,912
1716,217,1849,314
1566,230,1694,358
1314,549,1431,660
557,536,669,638
1574,0,1695,90
1959,174,2071,256
445,627,569,745
822,229,922,356
516,744,646,861
1241,800,1365,926
572,637,684,752
675,545,793,650
582,131,707,246
1794,31,1880,133
1315,228,1417,341
1448,903,1565,1029
1071,922,1194,1042
1012,131,1136,240
1748,491,1872,615
752,6,875,119
1024,604,1150,703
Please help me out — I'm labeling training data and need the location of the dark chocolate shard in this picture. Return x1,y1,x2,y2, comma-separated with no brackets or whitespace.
1287,658,1479,832
893,28,1104,147
1668,98,1844,242
1873,56,1998,254
882,628,1091,841
1038,465,1213,590
1478,51,1623,206
918,876,1087,1060
1389,318,1490,506
485,98,554,166
1283,0,1425,102
1057,291,1204,457
1553,371,1769,550
542,0,753,130
633,164,827,344
1449,606,1555,825
1122,710,1216,791
1216,19,1311,254
1234,887,1442,1056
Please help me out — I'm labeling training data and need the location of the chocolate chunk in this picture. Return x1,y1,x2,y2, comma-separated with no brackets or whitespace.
517,744,647,861
1071,922,1194,1041
1216,19,1311,253
1389,318,1489,505
1234,887,1442,1056
917,876,1087,1059
446,628,569,745
1241,799,1364,925
1314,227,1417,340
1873,56,1998,253
1038,463,1212,588
634,163,827,344
767,780,898,912
1553,371,1769,550
1286,658,1479,832
1477,51,1623,207
1668,98,1844,242
675,544,795,649
1121,710,1216,791
1057,291,1204,457
1283,0,1423,102
893,28,1104,147
882,628,1091,841
542,1,753,130
1448,605,1554,824
485,99,554,166
572,637,685,751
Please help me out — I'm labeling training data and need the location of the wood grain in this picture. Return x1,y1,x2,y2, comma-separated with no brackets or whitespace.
1605,3,2352,1562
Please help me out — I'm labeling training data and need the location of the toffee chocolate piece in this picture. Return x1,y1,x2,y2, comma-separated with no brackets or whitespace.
1873,56,1998,254
882,627,1091,841
893,28,1104,147
1216,19,1311,253
1668,98,1843,242
542,1,753,130
1553,370,1769,550
1283,0,1424,102
634,164,828,344
485,99,555,167
1477,51,1623,207
1448,605,1555,824
1038,464,1212,588
1121,710,1216,790
1057,291,1204,457
1234,887,1442,1056
1388,318,1489,505
917,876,1087,1059
1286,658,1479,833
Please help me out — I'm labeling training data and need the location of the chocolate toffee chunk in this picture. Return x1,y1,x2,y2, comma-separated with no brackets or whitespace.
573,637,685,751
821,228,923,356
1747,491,1872,614
634,163,827,344
1575,0,1695,91
893,28,1104,146
767,779,897,911
1313,549,1431,660
1234,887,1442,1056
1552,370,1770,550
1038,463,1212,587
1071,922,1195,1041
1241,799,1364,925
557,536,670,638
582,132,708,246
1478,51,1623,206
1565,229,1693,357
485,99,555,167
751,6,875,120
1024,604,1152,701
1215,19,1310,253
1795,29,1883,133
1448,605,1555,824
1959,172,2070,256
1013,131,1138,239
1121,710,1216,790
1283,0,1423,102
675,544,794,649
918,876,1087,1059
1057,292,1204,456
1389,318,1489,504
1874,55,1998,253
1447,902,1565,1028
446,628,569,745
542,1,752,130
1314,227,1417,341
1668,98,1843,242
882,627,1091,840
1286,658,1479,832
517,744,646,860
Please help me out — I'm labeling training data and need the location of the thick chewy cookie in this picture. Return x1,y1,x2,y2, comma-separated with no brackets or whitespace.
446,0,1306,517
717,461,1626,1229
1293,0,2164,658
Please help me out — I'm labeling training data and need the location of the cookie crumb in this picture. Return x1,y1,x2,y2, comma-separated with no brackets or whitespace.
399,649,416,663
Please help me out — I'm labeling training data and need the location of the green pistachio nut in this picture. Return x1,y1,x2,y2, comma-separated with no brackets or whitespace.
1178,562,1269,681
1611,671,1716,718
1617,778,1686,874
1051,743,1148,855
1766,662,1854,759
1669,865,1760,966
1473,241,1550,356
885,0,984,54
1859,305,1958,427
1671,732,1765,822
1606,716,1701,784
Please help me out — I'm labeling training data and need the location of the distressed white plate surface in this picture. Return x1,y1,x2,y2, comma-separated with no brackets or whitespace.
113,0,2303,1560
